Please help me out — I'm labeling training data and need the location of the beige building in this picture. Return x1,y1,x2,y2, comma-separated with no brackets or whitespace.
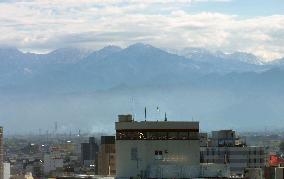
115,115,201,179
98,136,116,176
0,127,3,179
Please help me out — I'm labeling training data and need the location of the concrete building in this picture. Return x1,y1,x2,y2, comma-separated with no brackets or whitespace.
3,163,10,179
115,115,201,179
0,127,3,179
199,132,208,147
98,136,116,176
81,137,99,170
43,154,64,177
200,130,266,178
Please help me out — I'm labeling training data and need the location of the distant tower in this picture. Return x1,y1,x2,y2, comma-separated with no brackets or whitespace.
46,130,49,143
78,129,81,137
0,127,3,179
54,122,58,135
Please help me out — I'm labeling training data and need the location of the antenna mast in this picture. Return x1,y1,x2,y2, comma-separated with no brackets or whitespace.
144,107,147,121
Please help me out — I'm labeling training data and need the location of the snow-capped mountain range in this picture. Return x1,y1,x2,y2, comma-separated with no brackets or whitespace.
1,43,284,133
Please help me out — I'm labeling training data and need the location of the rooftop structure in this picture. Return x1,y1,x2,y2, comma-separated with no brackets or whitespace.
211,130,245,147
116,115,199,141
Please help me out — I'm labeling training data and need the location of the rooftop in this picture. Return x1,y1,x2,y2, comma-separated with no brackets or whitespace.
115,120,199,131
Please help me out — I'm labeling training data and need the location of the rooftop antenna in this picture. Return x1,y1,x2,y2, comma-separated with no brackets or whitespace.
144,107,147,121
164,112,167,121
54,121,58,137
156,106,160,120
130,97,136,121
46,130,49,143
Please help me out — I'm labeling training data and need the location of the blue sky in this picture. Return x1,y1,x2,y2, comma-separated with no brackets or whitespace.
0,0,283,61
188,0,284,17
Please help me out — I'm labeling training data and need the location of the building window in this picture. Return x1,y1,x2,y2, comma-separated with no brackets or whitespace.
155,150,163,160
148,132,167,140
116,130,199,140
200,153,204,163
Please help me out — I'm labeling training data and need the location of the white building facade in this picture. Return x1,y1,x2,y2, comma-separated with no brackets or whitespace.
115,115,229,179
3,163,10,179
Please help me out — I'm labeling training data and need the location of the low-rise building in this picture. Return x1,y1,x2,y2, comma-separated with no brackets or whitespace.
200,130,266,178
43,154,64,177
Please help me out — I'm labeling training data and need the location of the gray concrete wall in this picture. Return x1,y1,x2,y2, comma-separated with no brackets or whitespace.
116,140,200,178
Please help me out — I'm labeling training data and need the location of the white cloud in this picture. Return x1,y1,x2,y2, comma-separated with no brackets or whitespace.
0,0,283,61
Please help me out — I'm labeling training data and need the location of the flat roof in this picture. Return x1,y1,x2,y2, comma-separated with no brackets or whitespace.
115,120,199,130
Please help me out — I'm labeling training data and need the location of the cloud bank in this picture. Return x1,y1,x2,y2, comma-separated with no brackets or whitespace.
0,0,283,61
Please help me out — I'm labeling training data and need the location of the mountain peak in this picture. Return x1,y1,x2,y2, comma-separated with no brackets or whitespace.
127,43,154,49
98,45,122,54
226,51,263,65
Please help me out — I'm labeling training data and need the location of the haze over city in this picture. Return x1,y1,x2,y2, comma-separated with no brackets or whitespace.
0,0,284,134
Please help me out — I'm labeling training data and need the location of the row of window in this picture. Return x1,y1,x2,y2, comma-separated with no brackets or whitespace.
200,158,264,164
201,150,265,155
117,131,199,140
